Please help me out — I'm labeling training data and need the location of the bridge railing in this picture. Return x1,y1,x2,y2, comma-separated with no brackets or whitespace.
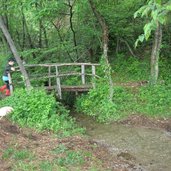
14,63,100,99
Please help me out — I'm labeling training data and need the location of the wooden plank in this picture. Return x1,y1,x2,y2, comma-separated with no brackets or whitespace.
45,85,92,92
20,63,100,67
92,65,96,88
48,66,51,87
55,66,62,99
28,73,99,79
62,85,92,90
81,64,85,84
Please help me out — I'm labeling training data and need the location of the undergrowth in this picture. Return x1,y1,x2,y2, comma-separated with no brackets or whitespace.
0,88,83,136
135,85,171,117
76,55,171,122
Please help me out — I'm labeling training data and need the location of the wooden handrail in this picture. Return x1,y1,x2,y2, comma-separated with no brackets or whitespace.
14,62,100,99
16,63,100,68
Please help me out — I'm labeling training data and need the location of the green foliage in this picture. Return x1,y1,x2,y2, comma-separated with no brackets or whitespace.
134,0,171,46
2,148,33,161
0,53,9,85
0,88,82,135
76,78,117,122
12,149,34,160
39,161,55,171
52,144,84,166
135,85,171,117
112,54,150,82
2,148,15,160
159,57,171,84
113,86,135,117
57,151,84,166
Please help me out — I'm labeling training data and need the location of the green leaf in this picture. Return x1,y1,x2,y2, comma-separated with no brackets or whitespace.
134,6,148,18
166,5,171,11
151,10,158,21
155,0,162,5
143,22,153,40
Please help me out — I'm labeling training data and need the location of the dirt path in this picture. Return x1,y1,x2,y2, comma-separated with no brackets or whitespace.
0,118,135,171
1,114,171,171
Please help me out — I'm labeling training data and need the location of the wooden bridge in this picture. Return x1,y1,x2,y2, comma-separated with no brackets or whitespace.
13,63,100,99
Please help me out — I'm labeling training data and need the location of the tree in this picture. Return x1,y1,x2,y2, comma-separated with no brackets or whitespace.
0,16,32,89
134,0,171,85
88,0,113,101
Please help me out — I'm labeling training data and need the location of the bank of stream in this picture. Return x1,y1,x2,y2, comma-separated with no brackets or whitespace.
73,113,171,171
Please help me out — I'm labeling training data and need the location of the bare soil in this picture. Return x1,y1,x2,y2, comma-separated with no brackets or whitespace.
0,114,171,171
120,114,171,132
0,118,133,171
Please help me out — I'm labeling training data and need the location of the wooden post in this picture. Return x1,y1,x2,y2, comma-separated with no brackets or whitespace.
8,73,13,94
92,65,96,88
55,66,62,99
48,66,51,87
81,64,85,85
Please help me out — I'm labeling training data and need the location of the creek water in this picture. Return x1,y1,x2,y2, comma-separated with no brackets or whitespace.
73,113,171,171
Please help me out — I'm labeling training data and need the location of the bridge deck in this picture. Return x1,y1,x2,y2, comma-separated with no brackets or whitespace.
45,85,93,92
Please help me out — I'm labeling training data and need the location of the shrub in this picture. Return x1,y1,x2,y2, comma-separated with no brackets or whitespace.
0,88,82,135
76,79,118,123
112,54,150,82
135,85,171,117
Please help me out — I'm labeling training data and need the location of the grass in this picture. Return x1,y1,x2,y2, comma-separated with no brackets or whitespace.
1,140,105,171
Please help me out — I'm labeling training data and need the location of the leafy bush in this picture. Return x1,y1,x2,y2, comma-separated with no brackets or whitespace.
135,85,171,117
112,54,150,82
159,57,171,84
76,78,118,123
0,88,82,135
113,86,135,116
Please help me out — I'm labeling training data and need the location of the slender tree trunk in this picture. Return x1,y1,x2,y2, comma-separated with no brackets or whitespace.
88,0,113,101
4,0,9,30
22,13,36,58
16,30,22,49
150,22,162,85
21,4,26,50
120,38,136,58
52,21,74,62
0,16,32,90
42,25,48,48
67,0,79,60
39,19,42,48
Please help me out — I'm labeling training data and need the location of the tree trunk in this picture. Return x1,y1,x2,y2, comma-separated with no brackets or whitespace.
0,16,32,90
52,21,74,62
39,19,42,48
88,0,113,101
66,0,79,60
23,13,36,58
21,4,26,50
150,22,162,85
42,25,48,48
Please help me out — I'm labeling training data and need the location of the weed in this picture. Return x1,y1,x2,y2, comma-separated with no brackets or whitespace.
12,149,34,160
52,144,68,154
56,151,84,166
0,88,83,136
2,148,15,159
12,161,37,171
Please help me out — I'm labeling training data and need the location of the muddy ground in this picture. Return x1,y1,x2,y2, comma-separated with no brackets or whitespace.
0,115,171,171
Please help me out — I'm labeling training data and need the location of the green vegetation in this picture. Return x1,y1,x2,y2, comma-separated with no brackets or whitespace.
76,55,171,122
2,148,34,161
0,88,83,136
1,1,171,170
76,79,118,122
1,142,104,171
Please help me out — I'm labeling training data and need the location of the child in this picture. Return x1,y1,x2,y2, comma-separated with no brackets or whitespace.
0,58,16,96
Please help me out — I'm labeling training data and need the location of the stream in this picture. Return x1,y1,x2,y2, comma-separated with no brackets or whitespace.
73,113,171,171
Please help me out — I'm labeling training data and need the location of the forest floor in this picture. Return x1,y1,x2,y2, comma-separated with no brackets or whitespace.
1,115,171,171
